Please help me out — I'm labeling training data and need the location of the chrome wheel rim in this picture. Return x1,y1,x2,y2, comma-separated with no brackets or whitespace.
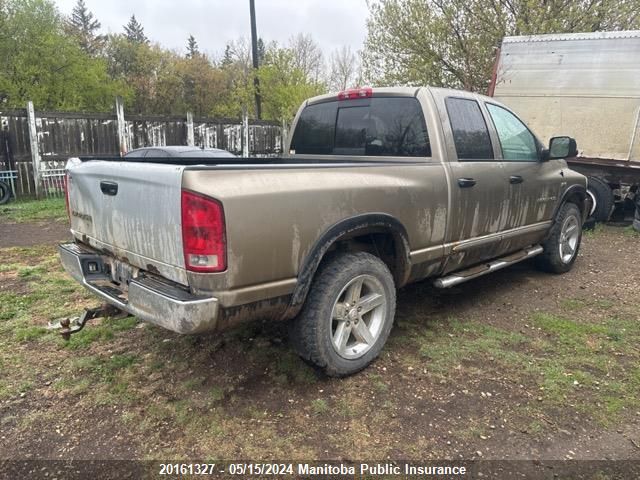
330,274,387,360
587,189,597,216
559,214,580,263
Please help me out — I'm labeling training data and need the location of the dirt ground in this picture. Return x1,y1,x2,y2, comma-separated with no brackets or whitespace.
1,218,639,478
0,221,71,247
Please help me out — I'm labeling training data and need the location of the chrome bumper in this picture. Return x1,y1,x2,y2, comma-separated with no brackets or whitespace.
58,243,219,334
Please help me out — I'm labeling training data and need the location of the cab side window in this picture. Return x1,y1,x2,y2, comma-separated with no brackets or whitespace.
486,103,539,161
445,97,494,161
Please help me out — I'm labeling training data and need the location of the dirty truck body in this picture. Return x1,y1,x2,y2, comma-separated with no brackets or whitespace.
60,86,588,376
490,31,640,223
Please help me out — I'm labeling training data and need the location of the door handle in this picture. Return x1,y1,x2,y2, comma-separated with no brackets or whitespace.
100,181,118,196
457,178,476,188
509,175,524,184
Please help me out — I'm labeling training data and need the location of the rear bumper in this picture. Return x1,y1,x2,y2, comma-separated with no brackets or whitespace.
58,243,219,334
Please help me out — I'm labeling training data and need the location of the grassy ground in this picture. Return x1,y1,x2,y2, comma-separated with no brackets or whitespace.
0,225,639,463
0,198,67,223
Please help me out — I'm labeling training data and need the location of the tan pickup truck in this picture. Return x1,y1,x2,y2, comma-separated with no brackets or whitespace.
59,86,589,376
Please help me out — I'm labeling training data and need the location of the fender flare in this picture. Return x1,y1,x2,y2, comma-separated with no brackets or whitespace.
283,213,411,319
554,184,589,222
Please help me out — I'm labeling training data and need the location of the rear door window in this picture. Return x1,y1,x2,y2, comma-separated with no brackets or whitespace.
445,97,494,161
290,97,430,157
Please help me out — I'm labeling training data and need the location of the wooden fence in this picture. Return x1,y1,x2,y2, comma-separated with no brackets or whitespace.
0,98,284,199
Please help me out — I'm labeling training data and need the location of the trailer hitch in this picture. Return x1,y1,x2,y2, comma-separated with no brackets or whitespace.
48,303,130,340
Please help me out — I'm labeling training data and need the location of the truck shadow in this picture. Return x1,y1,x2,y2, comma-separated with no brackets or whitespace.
140,259,547,407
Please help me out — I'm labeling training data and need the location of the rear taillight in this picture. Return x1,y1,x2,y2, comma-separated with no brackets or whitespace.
338,87,373,100
64,172,70,220
181,190,226,273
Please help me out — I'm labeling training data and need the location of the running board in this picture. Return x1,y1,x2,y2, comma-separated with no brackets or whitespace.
433,245,544,289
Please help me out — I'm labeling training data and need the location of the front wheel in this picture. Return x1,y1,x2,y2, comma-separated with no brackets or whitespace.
536,202,583,274
290,252,396,377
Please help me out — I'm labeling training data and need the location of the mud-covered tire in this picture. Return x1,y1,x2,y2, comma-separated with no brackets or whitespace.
587,176,613,223
290,252,396,377
0,180,10,205
536,202,582,274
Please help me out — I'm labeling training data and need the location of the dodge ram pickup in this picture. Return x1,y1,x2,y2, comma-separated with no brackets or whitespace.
59,86,589,376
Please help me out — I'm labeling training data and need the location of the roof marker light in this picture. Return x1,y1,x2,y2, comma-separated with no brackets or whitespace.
337,87,373,100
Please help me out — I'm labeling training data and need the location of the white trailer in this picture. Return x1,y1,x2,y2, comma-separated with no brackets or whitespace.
489,31,640,224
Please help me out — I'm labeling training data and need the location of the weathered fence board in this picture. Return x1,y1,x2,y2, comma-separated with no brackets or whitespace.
0,104,283,200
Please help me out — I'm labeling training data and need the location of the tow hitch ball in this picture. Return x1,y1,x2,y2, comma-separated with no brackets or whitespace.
48,304,129,340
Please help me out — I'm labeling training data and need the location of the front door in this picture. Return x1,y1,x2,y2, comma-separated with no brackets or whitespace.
484,102,564,251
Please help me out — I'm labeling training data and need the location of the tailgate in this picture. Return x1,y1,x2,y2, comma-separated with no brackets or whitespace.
66,158,188,285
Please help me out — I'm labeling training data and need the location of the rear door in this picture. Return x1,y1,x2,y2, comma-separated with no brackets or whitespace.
434,92,511,272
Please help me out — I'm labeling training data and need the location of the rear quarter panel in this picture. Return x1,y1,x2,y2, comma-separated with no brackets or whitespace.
182,163,449,299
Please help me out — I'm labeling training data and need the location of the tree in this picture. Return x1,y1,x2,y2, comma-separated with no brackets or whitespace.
288,33,324,83
65,0,104,55
362,0,640,92
124,14,148,44
257,44,325,123
0,0,125,110
328,46,361,91
186,34,199,58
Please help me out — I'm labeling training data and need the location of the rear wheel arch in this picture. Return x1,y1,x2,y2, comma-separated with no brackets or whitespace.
284,214,410,318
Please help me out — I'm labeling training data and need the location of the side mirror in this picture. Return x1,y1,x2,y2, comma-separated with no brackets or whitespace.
545,136,578,160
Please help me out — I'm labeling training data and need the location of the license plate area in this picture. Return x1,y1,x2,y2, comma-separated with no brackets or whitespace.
105,258,140,287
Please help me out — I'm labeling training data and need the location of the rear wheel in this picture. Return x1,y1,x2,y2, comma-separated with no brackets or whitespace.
586,176,613,223
536,202,582,274
290,252,396,377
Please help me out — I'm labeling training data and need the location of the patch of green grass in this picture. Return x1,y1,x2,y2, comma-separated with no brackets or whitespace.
53,377,92,396
72,353,138,383
14,325,49,342
273,350,317,384
210,386,225,402
369,373,389,393
183,377,205,390
0,198,67,223
561,298,586,310
336,397,355,417
17,265,47,278
584,223,605,237
0,291,40,321
623,226,640,237
417,319,530,374
62,316,138,349
529,312,640,422
593,299,615,310
526,420,545,435
311,398,329,415
0,262,23,273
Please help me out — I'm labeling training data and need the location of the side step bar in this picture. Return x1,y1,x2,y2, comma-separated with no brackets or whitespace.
434,245,544,289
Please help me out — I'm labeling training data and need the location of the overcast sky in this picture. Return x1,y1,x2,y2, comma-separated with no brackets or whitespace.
54,0,369,60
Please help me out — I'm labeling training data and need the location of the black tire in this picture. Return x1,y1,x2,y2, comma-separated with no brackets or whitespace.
586,176,613,223
634,194,640,233
0,180,10,205
536,202,583,274
290,252,396,377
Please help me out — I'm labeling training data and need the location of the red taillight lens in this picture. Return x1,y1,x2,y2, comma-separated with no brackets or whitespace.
64,172,70,220
181,190,226,273
337,87,373,100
